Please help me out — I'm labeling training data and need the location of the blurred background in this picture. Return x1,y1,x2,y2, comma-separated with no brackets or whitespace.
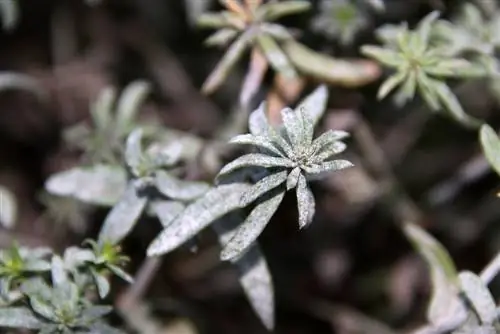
2,0,500,333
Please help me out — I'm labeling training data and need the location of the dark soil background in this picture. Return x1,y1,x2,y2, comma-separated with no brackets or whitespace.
2,0,500,333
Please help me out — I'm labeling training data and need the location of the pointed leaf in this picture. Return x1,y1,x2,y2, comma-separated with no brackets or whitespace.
98,180,148,245
45,165,127,207
150,200,185,228
221,191,285,261
51,255,68,286
205,28,238,47
125,129,143,173
416,70,440,111
295,85,329,129
416,11,440,53
256,34,296,79
258,1,311,21
480,124,500,177
360,45,405,67
240,170,288,207
155,170,210,201
90,268,110,299
229,134,283,157
107,264,134,283
378,71,407,100
281,107,303,148
116,81,151,132
147,183,251,256
249,102,269,136
0,307,43,329
202,31,253,95
296,174,315,229
459,271,497,325
286,166,301,190
0,185,16,228
91,87,116,132
303,159,354,175
218,153,294,177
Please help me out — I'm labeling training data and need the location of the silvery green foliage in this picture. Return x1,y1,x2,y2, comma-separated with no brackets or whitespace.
0,0,19,31
63,81,153,165
0,185,16,229
148,85,353,261
404,222,500,334
361,11,488,128
98,128,210,245
479,124,500,177
312,0,369,45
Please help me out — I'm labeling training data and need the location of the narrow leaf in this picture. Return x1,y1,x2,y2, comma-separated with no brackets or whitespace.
221,191,285,261
240,170,288,207
459,271,497,325
378,71,407,100
0,185,16,228
116,81,151,132
155,170,210,201
91,87,115,132
295,85,329,129
256,34,297,79
147,183,251,256
360,45,405,67
90,268,110,299
107,264,134,283
0,307,43,329
304,159,354,175
205,28,238,47
98,180,148,245
229,134,283,157
125,129,143,172
296,174,315,229
258,1,311,21
218,153,294,177
50,255,68,286
480,124,500,177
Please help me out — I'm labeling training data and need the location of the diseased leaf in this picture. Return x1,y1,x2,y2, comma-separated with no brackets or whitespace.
481,124,500,177
296,174,315,229
147,183,251,256
240,170,288,207
459,271,497,325
202,31,253,95
220,191,285,261
218,153,294,177
281,107,304,148
0,307,43,329
45,165,127,207
98,180,148,245
256,34,297,78
154,170,210,201
0,185,16,228
378,71,407,100
115,81,151,132
107,264,133,283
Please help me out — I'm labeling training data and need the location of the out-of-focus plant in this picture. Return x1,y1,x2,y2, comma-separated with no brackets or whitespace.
0,185,17,229
0,0,19,31
37,192,90,234
403,222,500,333
312,0,369,45
361,11,488,128
199,0,380,94
63,81,153,165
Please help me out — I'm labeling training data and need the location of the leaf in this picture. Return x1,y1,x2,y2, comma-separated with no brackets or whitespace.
30,295,58,322
205,28,239,47
50,255,68,287
0,307,43,329
218,153,294,177
0,0,19,31
45,165,127,207
154,170,210,201
197,12,240,29
258,0,311,21
147,183,251,256
107,264,133,283
150,200,185,228
415,11,440,53
91,87,115,132
98,180,148,245
0,72,45,100
212,214,275,330
459,271,497,325
296,174,315,229
360,45,405,67
202,30,253,95
303,159,354,175
115,81,151,132
125,129,144,173
229,134,283,156
416,70,440,111
90,268,110,299
240,170,288,207
249,102,270,136
480,124,500,177
220,191,285,261
286,166,301,190
295,85,328,129
378,71,407,100
402,222,461,324
256,34,297,79
0,185,16,228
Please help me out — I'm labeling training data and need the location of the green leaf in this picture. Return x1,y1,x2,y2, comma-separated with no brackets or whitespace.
202,30,253,95
415,11,440,54
296,174,315,229
220,190,286,261
480,124,500,177
81,306,113,322
256,34,297,79
150,200,185,228
107,264,133,283
260,23,294,41
205,28,238,47
115,81,151,133
91,87,116,132
98,180,148,245
45,165,127,207
0,307,43,329
30,295,58,322
197,11,243,29
90,268,110,299
0,185,16,228
378,71,407,100
258,1,311,21
416,70,441,111
303,159,354,175
249,102,270,136
154,170,210,201
50,255,68,286
459,271,497,325
125,129,144,173
217,154,294,177
147,183,251,256
240,170,288,207
360,45,405,67
402,222,461,324
0,0,19,31
229,134,284,157
295,85,329,129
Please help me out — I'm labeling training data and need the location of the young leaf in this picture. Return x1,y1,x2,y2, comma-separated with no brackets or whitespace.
98,181,148,245
229,134,284,157
205,28,239,47
480,124,500,177
0,307,43,329
147,183,251,256
115,81,151,132
221,191,286,261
